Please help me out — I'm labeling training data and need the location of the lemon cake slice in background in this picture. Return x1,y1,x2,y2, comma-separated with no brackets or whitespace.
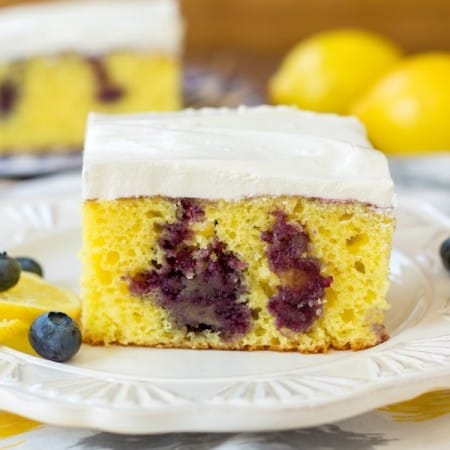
0,0,182,155
81,106,395,352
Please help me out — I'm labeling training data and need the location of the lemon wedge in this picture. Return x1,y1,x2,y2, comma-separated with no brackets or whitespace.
350,52,450,154
0,318,28,343
0,272,81,324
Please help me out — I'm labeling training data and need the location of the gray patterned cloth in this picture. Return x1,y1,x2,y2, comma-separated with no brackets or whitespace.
1,395,450,449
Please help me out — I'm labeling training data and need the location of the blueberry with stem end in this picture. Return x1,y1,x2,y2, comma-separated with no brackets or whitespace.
15,256,44,277
0,252,21,292
440,238,450,271
29,312,82,363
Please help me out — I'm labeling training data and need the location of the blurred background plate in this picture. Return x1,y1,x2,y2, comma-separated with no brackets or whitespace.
0,153,82,178
0,63,264,178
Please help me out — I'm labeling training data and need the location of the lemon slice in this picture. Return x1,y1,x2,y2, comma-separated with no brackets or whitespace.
0,272,81,323
0,319,28,343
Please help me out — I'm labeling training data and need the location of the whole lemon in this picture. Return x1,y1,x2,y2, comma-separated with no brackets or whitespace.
269,29,402,113
351,53,450,155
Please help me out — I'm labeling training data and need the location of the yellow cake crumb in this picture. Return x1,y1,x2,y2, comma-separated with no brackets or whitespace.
81,196,394,352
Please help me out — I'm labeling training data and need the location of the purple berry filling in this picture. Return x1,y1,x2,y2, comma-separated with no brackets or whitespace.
87,57,124,103
97,86,124,103
129,199,251,341
0,80,18,117
262,211,332,332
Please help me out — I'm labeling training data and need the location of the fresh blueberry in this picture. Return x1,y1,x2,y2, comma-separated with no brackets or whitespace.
15,256,43,277
29,312,82,362
0,252,21,292
440,238,450,271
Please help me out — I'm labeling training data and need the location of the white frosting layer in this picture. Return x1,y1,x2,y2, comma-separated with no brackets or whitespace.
83,106,395,208
0,0,182,62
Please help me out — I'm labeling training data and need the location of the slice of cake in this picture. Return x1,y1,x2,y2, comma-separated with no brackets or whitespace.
0,0,182,155
81,106,395,352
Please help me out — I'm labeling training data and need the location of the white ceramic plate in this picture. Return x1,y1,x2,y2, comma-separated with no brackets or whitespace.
0,193,449,434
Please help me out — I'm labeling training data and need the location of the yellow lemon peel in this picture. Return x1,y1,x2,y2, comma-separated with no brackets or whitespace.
0,319,28,344
0,272,81,324
269,28,402,113
351,52,450,154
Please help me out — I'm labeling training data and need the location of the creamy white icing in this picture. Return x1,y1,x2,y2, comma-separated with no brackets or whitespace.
83,106,395,208
0,0,182,62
